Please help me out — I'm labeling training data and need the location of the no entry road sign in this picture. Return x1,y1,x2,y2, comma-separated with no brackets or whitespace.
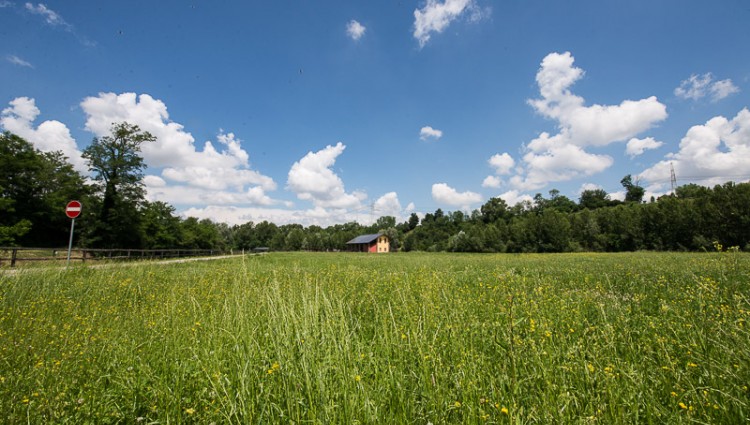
65,200,82,219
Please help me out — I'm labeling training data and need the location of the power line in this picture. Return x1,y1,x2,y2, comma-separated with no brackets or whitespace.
644,174,750,184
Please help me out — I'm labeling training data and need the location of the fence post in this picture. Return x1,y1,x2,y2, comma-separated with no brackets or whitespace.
11,249,18,268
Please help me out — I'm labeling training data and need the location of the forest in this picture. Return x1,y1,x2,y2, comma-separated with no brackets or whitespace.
2,126,749,253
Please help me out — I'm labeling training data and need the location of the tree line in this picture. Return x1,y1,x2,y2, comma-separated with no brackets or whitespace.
2,124,749,252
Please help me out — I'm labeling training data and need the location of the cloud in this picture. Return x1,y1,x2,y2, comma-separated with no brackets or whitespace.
80,92,279,206
413,0,484,47
25,2,70,28
178,205,334,227
507,51,667,190
23,2,94,46
578,183,602,194
419,125,443,141
145,182,276,207
640,108,750,190
482,152,515,188
488,152,514,174
0,1,13,7
674,73,739,102
287,142,366,209
373,192,404,218
482,175,502,188
346,20,366,40
6,55,33,68
709,79,740,101
82,93,257,169
431,183,481,208
497,190,533,207
626,137,662,157
1,97,87,172
181,203,405,227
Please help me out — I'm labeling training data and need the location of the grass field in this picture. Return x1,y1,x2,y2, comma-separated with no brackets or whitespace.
1,252,749,423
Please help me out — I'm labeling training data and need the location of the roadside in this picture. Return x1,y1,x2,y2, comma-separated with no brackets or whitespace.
0,253,256,275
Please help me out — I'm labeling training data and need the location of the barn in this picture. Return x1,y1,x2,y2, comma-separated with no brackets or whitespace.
346,233,390,253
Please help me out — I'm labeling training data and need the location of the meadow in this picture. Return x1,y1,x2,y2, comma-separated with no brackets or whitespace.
1,251,748,424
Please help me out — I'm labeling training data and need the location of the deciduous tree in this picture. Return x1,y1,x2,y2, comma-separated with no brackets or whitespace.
82,122,155,248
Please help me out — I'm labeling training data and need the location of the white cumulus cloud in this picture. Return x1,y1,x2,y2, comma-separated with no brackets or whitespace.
640,108,750,190
482,175,502,188
709,79,740,101
483,153,515,188
346,20,366,40
180,205,372,227
419,125,443,141
413,0,484,47
626,137,663,157
578,183,602,194
498,190,533,208
287,142,366,209
431,183,481,209
508,51,667,190
488,152,514,174
80,92,278,206
1,97,86,172
373,192,404,218
675,73,739,102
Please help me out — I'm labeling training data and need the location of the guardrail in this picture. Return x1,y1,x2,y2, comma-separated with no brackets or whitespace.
0,247,225,268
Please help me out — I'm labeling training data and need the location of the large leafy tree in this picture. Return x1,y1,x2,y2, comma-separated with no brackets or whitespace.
140,201,183,249
0,132,91,246
82,122,155,248
0,132,37,245
621,174,645,203
579,188,613,209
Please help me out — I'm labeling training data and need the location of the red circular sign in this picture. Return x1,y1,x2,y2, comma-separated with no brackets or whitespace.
65,200,82,219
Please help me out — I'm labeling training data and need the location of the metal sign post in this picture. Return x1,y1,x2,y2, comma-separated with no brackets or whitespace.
67,218,76,266
65,201,82,267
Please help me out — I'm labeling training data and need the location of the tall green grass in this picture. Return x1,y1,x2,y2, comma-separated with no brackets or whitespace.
1,252,748,423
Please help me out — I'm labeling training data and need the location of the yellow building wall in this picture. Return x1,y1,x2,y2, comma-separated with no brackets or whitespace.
376,236,390,253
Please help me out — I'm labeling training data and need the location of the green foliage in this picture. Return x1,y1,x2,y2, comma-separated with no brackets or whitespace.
0,218,31,246
140,201,182,249
579,188,613,209
2,128,749,254
621,174,646,203
0,132,92,246
83,122,156,248
480,197,509,223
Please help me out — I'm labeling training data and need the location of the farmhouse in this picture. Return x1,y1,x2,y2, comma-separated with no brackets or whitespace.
346,233,390,253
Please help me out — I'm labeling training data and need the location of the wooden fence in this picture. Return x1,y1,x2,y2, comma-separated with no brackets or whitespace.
0,247,225,268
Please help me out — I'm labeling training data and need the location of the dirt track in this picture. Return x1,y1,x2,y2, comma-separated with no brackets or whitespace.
0,254,253,275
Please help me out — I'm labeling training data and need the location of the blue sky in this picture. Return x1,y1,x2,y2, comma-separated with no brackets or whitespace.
2,0,749,225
